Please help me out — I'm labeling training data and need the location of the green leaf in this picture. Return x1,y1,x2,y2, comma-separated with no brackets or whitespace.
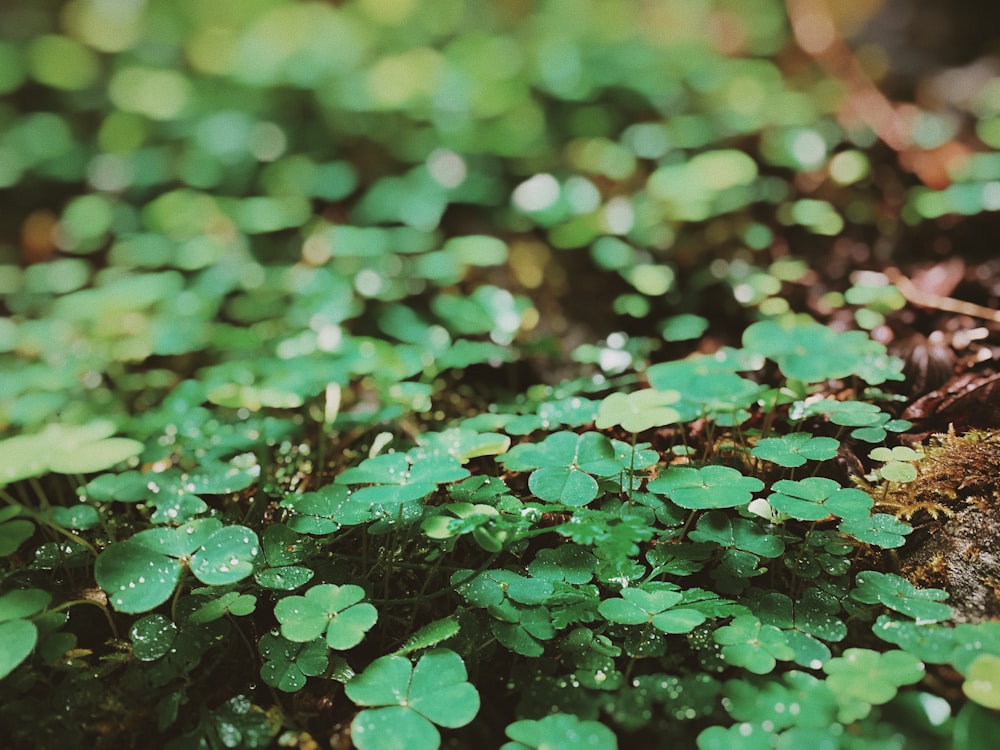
502,431,624,505
0,588,51,622
801,398,884,427
408,649,480,727
392,616,461,656
352,706,439,750
750,432,839,467
527,544,597,585
954,702,1000,750
130,614,178,661
529,466,598,506
963,654,1000,709
647,465,764,510
697,723,775,750
258,633,330,693
743,317,896,383
95,540,184,613
48,504,100,531
646,356,765,421
503,713,618,750
188,525,261,586
714,615,795,674
280,484,352,533
254,566,315,591
274,583,377,649
0,421,143,485
851,571,952,623
347,649,480,748
871,615,958,662
722,671,838,730
822,648,924,713
767,477,872,521
597,584,707,633
689,511,785,558
595,388,681,433
0,619,38,679
838,513,911,549
0,514,35,556
188,591,257,623
415,427,511,463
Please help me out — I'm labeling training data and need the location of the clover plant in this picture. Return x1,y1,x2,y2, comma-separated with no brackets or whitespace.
346,649,480,750
2,1,997,747
274,583,377,649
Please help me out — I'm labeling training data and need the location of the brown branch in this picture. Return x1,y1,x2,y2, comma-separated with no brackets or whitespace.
884,266,1000,323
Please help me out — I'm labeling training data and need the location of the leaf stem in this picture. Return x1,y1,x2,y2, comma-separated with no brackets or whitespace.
49,598,120,640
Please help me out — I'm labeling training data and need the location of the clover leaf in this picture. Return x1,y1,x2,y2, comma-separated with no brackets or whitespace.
838,513,911,549
499,431,622,506
646,356,766,422
0,588,51,679
798,399,907,442
274,583,377,649
697,722,776,750
599,584,707,634
421,502,504,551
595,388,681,433
551,509,654,562
722,671,838,731
868,446,922,483
647,465,764,510
253,523,320,590
346,649,480,750
950,621,1000,673
851,571,952,623
502,713,618,750
714,615,796,674
560,627,623,689
527,544,598,585
766,477,872,521
750,432,839,468
258,633,330,693
94,519,261,613
279,483,368,534
129,613,178,661
963,654,1000,709
0,506,34,556
0,421,144,486
748,590,845,668
336,452,470,506
188,591,257,623
168,694,279,749
871,615,959,663
742,317,891,383
689,511,785,559
414,427,511,463
83,455,259,524
822,648,924,720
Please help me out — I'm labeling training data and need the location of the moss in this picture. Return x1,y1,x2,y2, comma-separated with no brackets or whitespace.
872,429,1000,622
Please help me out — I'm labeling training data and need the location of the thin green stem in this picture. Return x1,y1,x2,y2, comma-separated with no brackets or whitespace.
627,431,637,503
371,552,501,606
677,509,699,543
49,598,119,640
0,497,100,557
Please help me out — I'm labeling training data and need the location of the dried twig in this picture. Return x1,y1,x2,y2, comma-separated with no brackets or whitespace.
884,266,1000,323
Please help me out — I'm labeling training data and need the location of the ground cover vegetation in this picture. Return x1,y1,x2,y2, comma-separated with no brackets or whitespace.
2,0,1000,747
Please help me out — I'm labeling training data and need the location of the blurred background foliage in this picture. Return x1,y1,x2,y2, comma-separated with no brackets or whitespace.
2,0,1000,433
